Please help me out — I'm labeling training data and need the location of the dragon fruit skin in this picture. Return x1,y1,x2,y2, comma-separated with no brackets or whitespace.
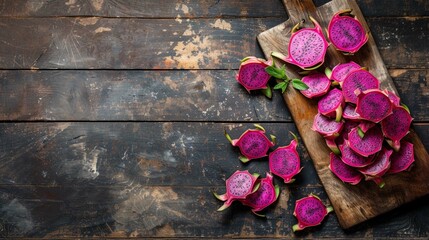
318,88,345,122
328,9,368,54
381,105,413,149
348,125,383,157
292,194,333,232
388,141,415,174
359,148,393,188
325,138,340,155
269,135,302,183
272,16,329,70
342,103,361,120
327,61,361,84
340,142,375,168
384,89,401,107
213,170,260,211
225,124,275,163
240,172,280,216
356,89,393,123
342,69,380,104
312,113,344,139
329,152,363,185
300,72,331,98
236,56,272,92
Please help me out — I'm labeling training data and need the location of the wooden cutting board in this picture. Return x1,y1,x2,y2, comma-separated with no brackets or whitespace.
257,0,429,229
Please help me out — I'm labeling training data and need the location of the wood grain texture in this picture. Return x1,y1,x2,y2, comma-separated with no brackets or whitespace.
257,0,429,229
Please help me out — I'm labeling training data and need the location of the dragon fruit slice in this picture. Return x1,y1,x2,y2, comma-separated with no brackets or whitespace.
269,133,303,183
336,120,359,146
312,113,344,139
348,125,383,157
388,141,415,174
342,103,361,120
381,105,413,151
342,69,380,104
236,56,273,97
318,88,344,122
326,61,361,85
357,121,376,134
300,72,331,98
359,148,393,188
292,194,333,232
356,89,393,123
325,138,340,155
384,89,401,107
328,9,368,54
240,172,280,216
340,141,374,168
213,170,260,211
225,124,275,163
329,152,363,185
272,16,329,70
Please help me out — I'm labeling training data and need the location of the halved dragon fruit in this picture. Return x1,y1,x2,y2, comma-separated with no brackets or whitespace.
359,147,393,188
236,56,273,97
269,133,303,183
225,124,276,163
348,125,383,157
356,89,393,123
312,113,344,139
342,103,361,120
326,61,361,85
340,142,375,168
342,69,380,104
272,16,329,70
327,9,368,54
318,88,344,122
292,194,333,232
329,152,363,185
213,170,260,211
240,172,280,216
381,105,413,151
300,72,331,98
388,141,415,174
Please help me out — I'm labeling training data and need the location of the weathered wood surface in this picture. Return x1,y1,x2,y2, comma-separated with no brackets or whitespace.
257,0,429,229
0,0,428,238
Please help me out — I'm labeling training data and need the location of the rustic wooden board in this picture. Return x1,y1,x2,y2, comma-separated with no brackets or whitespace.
257,0,429,229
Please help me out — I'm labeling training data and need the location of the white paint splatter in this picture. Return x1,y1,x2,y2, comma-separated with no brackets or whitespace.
163,150,176,163
210,19,232,31
95,27,111,33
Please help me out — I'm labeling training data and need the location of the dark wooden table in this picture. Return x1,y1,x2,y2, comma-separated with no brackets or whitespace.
0,0,428,238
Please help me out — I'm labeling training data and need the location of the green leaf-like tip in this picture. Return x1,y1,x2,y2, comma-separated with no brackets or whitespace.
401,103,411,114
291,79,309,90
289,131,299,144
252,182,261,193
326,206,334,213
325,67,332,79
224,130,232,143
240,56,252,63
252,173,260,179
357,127,365,138
275,185,280,199
270,134,277,145
254,124,266,132
239,155,250,163
261,85,272,99
252,211,266,218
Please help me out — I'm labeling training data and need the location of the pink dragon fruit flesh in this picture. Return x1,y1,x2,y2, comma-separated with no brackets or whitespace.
342,103,361,120
225,124,275,163
292,194,333,232
329,152,363,185
348,125,383,157
326,61,361,85
318,88,345,122
269,132,303,183
300,72,331,98
312,113,344,139
240,172,280,216
388,141,415,174
381,105,413,150
359,147,392,188
342,68,380,104
336,120,359,146
236,56,272,94
356,89,393,123
357,121,376,134
328,9,368,54
272,16,329,70
384,89,401,107
213,170,260,211
340,142,375,168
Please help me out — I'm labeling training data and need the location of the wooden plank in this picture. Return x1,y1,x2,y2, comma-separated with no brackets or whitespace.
257,0,429,229
0,17,427,69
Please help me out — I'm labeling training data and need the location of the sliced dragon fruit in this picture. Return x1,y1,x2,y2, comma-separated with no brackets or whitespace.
292,194,333,231
348,125,383,157
312,113,344,139
342,68,380,104
384,89,401,107
225,124,275,163
381,105,413,151
300,72,331,98
388,141,415,174
272,16,329,70
356,89,393,123
340,141,374,168
318,88,344,122
358,147,393,188
336,120,359,146
236,56,272,94
240,172,280,216
329,152,363,185
213,170,260,211
328,9,368,54
325,138,340,155
326,61,361,85
342,103,361,120
269,133,302,183
357,121,376,134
